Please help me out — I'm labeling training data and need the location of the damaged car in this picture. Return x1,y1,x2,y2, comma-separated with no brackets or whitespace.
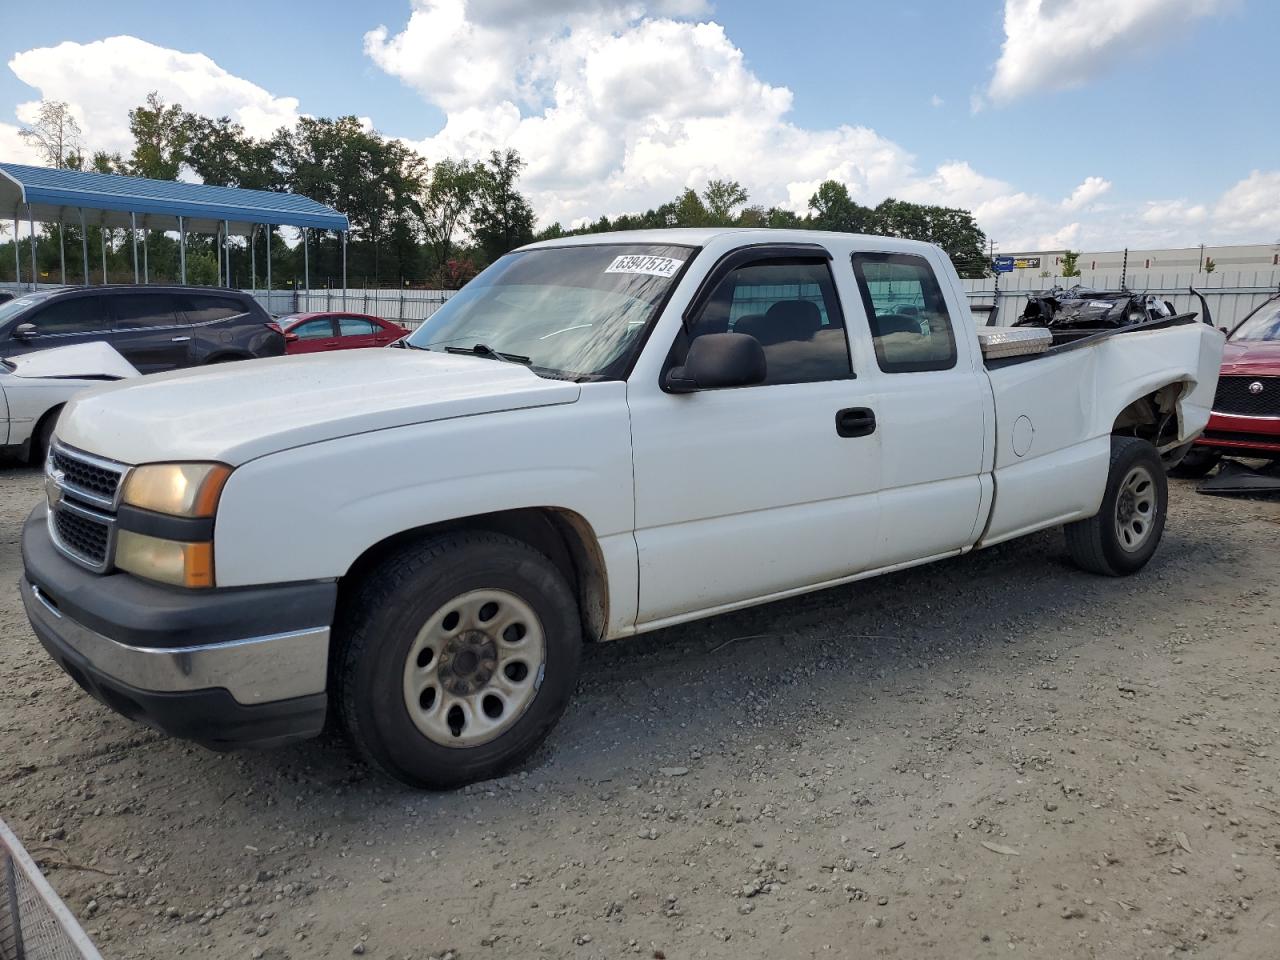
1173,291,1280,480
1015,284,1181,333
1,342,139,464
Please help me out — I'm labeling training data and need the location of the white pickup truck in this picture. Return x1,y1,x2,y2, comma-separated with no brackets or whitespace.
21,229,1223,788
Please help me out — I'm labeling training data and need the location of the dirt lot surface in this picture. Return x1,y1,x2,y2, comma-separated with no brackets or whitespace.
2,464,1279,960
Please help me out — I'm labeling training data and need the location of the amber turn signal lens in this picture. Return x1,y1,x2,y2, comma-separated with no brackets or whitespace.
115,531,215,588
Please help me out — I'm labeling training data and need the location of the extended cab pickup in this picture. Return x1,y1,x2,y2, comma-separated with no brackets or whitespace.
20,229,1224,788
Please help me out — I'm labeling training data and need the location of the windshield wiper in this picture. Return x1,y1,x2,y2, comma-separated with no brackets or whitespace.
444,343,531,365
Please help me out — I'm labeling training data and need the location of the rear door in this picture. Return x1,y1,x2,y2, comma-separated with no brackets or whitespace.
108,293,191,372
336,316,380,350
846,251,987,564
289,317,339,353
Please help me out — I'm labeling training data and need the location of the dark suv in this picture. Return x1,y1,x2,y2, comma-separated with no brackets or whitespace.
0,286,285,372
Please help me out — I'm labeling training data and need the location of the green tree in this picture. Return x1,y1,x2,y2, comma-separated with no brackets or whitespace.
1203,256,1216,274
702,179,748,225
129,92,189,180
421,158,480,268
19,100,83,169
181,115,280,190
1061,249,1081,277
472,149,535,263
870,198,988,278
672,188,710,227
807,180,874,234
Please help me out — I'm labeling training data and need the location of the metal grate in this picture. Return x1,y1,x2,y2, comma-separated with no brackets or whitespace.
52,511,110,567
48,450,121,504
0,819,103,960
1213,376,1280,417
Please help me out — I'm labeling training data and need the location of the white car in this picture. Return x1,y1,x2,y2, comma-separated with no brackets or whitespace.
1,342,138,464
19,229,1223,788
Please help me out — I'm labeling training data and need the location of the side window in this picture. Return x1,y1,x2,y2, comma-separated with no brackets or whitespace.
685,259,851,385
182,296,248,324
850,253,957,373
111,294,182,329
338,317,377,336
25,298,109,335
292,319,335,339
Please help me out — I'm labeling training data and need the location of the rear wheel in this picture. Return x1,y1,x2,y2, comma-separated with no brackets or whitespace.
1065,437,1167,576
335,531,582,789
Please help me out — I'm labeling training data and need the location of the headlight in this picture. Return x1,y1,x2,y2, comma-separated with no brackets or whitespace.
115,531,215,588
121,463,232,518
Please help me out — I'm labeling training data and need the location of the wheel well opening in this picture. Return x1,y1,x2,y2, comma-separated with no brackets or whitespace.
1112,382,1185,454
339,508,610,644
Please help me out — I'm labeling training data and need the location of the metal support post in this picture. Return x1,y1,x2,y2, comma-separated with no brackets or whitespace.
100,222,107,284
79,209,88,285
265,225,272,313
224,219,231,288
130,212,139,284
27,203,37,291
250,225,257,295
59,218,65,285
302,228,309,303
341,230,348,309
12,214,19,286
178,216,186,284
142,226,149,284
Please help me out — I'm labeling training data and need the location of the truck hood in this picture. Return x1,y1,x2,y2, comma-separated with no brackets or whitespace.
1221,339,1280,378
58,349,581,465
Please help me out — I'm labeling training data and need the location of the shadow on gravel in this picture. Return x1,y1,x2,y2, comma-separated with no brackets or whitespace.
168,509,1236,805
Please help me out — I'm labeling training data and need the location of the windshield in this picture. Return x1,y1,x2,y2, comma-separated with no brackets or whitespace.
0,292,52,327
405,243,694,380
1231,301,1280,342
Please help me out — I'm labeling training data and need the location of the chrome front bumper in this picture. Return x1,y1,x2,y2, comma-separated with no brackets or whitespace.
21,578,329,706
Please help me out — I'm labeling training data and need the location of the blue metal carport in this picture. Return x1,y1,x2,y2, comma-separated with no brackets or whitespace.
0,162,350,301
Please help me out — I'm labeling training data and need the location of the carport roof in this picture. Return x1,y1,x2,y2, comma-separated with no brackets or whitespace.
0,162,349,234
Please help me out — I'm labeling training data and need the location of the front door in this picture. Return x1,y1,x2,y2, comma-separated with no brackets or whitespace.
108,293,192,372
627,249,883,626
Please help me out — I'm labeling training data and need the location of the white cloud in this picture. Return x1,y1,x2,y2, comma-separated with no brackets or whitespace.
930,94,944,108
3,10,1273,254
1212,170,1280,239
989,0,1231,103
1062,176,1111,210
0,121,45,165
7,36,302,154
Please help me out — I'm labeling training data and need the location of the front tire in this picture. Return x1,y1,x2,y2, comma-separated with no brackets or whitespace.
335,531,582,789
1065,437,1167,576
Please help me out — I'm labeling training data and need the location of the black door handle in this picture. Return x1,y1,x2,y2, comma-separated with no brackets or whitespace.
835,407,876,438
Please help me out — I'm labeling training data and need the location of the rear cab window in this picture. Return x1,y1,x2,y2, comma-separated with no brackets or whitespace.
850,253,957,373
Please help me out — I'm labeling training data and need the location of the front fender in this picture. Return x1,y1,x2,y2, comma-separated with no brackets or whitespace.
212,387,638,629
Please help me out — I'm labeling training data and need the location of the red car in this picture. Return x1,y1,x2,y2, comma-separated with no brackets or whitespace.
1178,293,1280,475
282,312,409,354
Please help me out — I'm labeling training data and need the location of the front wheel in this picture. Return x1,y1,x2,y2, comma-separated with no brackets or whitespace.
335,531,582,789
1064,437,1167,576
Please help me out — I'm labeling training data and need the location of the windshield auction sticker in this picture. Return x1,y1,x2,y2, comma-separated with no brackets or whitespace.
604,255,684,278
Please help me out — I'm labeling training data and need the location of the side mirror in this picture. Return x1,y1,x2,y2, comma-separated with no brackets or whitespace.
284,332,299,343
13,322,37,341
664,332,766,393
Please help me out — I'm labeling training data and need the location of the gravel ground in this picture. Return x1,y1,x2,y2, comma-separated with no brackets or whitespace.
1,462,1278,960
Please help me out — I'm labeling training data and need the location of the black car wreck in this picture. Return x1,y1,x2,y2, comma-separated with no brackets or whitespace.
0,286,285,373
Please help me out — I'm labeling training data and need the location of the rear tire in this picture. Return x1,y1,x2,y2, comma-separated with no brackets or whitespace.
335,531,582,789
1065,436,1167,577
1168,446,1220,479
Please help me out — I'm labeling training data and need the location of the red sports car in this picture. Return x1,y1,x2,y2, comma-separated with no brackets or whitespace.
282,312,409,354
1179,293,1280,475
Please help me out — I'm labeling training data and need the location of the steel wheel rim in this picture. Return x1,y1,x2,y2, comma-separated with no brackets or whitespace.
1114,465,1157,552
402,588,546,748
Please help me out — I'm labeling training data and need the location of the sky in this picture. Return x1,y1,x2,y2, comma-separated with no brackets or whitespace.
0,0,1276,252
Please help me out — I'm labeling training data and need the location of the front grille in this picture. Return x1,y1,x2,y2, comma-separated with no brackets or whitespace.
1213,376,1280,417
49,447,123,503
52,509,110,567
